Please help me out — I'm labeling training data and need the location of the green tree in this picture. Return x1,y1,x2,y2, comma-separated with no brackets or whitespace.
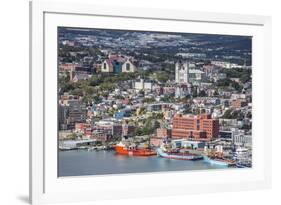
100,82,115,91
92,95,102,104
154,71,169,83
70,88,83,96
230,81,243,92
198,90,207,97
89,75,102,86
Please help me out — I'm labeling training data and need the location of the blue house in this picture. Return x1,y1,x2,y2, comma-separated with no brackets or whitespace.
115,109,132,120
112,60,122,74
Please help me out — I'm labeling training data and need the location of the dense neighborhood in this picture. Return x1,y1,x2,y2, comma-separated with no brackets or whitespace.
58,27,252,171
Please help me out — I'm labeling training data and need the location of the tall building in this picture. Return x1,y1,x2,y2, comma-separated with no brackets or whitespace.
172,114,219,141
58,103,69,130
68,100,87,129
122,124,135,137
175,61,189,84
112,124,123,138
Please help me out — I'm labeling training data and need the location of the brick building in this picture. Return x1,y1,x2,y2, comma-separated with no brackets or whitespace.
172,114,219,141
156,128,172,138
231,99,248,108
75,123,92,136
151,128,172,147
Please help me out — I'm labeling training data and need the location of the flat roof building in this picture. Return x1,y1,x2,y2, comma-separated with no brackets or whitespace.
172,114,219,141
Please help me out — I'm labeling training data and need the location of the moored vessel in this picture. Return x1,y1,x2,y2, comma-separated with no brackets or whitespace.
203,156,235,167
236,162,252,168
115,141,156,156
156,147,203,160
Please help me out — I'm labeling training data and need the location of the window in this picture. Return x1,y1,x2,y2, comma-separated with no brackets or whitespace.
126,63,130,71
103,63,107,70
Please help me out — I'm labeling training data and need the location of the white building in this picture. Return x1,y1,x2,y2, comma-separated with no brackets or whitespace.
211,61,242,69
122,59,136,73
233,134,252,146
231,93,247,100
213,73,227,82
175,61,189,84
189,69,205,83
134,79,153,91
175,86,190,98
234,147,251,165
101,59,114,73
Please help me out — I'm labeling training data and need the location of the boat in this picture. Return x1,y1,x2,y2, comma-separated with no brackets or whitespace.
115,142,156,156
203,156,235,167
156,148,203,160
236,162,252,168
59,145,78,151
233,147,252,168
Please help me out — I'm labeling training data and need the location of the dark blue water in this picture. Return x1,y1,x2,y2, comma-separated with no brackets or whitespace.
58,150,227,177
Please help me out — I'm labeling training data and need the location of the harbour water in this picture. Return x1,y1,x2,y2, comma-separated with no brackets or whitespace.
58,150,228,177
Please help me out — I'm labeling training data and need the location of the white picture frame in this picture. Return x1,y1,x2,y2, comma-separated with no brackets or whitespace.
30,0,272,204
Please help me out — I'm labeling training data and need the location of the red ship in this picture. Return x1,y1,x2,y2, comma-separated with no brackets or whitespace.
115,142,156,156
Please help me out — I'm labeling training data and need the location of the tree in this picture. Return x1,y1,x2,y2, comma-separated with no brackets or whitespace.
70,88,83,96
138,90,145,97
222,68,251,83
222,109,244,120
89,75,102,86
230,81,243,92
138,107,146,115
246,112,252,118
154,120,160,129
216,79,230,87
154,71,169,83
213,90,219,97
151,112,163,119
240,73,251,83
82,96,91,103
100,82,115,91
84,86,95,95
92,95,102,104
67,133,77,140
143,97,156,103
198,90,207,97
222,109,233,119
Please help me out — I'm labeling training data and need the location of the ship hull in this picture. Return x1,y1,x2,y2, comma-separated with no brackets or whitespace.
156,148,203,160
203,156,234,167
236,163,252,168
115,145,156,156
